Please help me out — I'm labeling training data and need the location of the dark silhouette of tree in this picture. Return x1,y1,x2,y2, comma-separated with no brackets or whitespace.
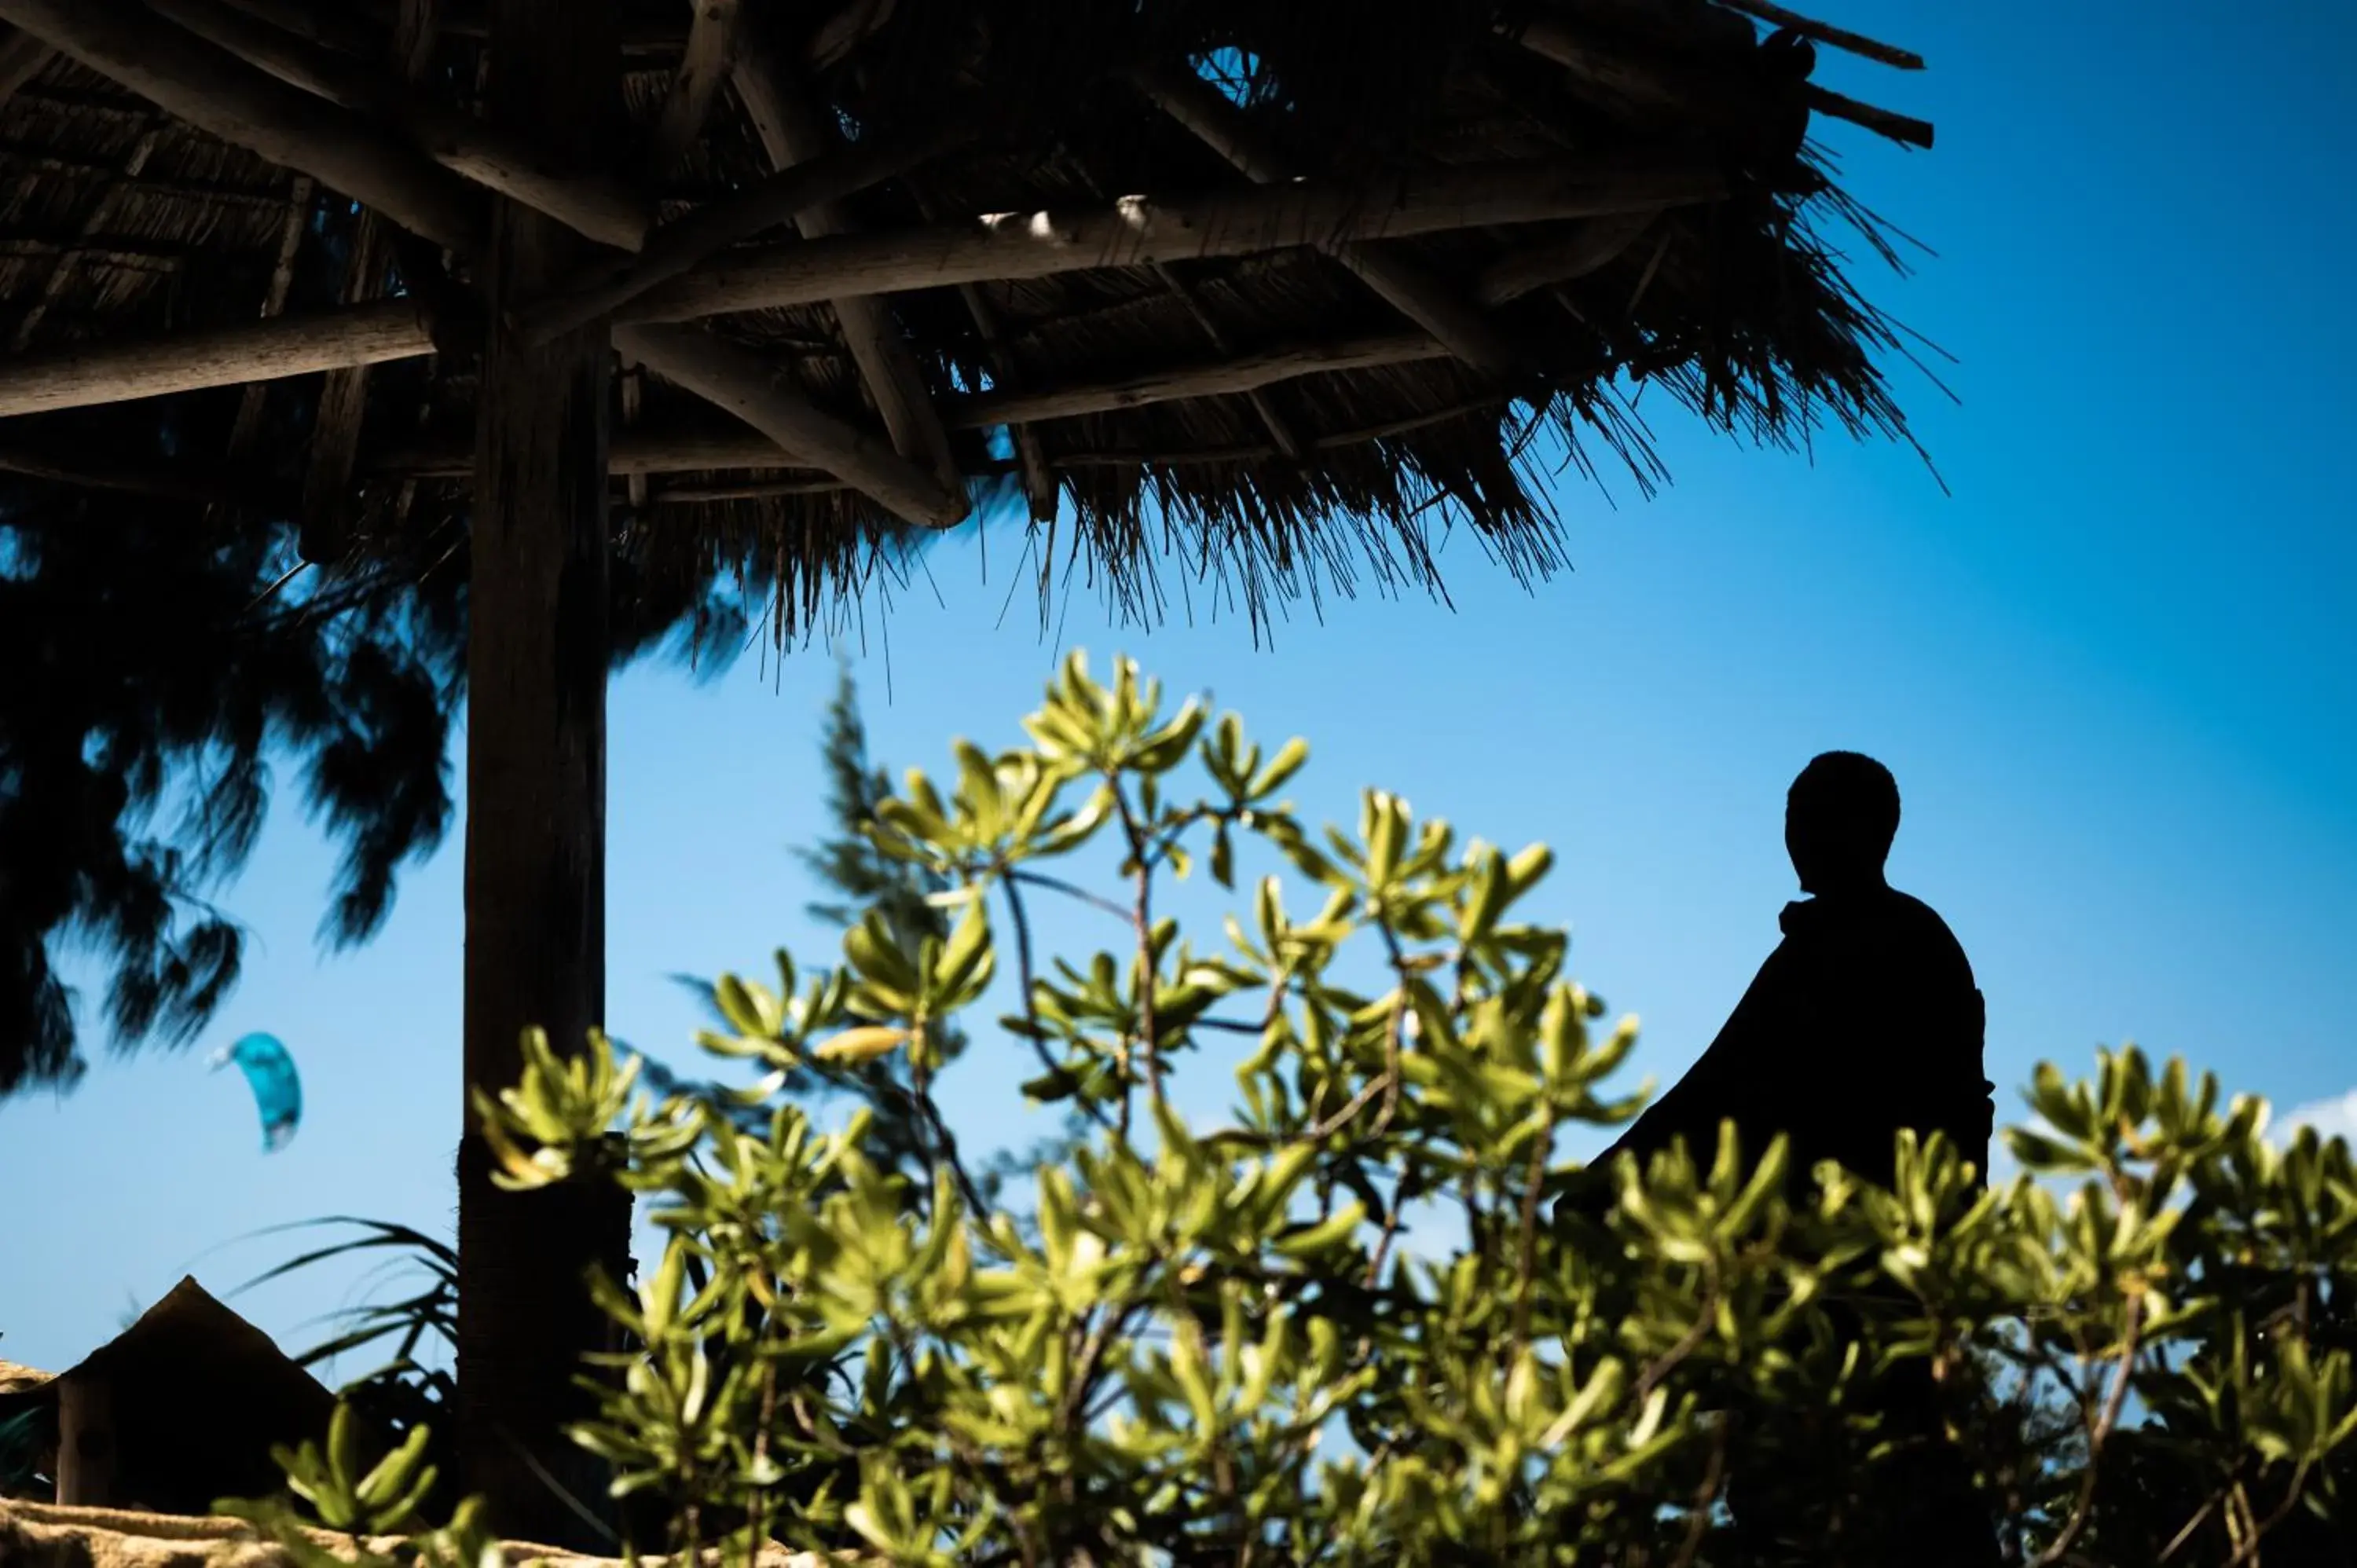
0,477,753,1098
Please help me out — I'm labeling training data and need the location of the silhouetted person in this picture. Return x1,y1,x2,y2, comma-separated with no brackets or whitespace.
1563,753,2000,1563
1577,750,1994,1201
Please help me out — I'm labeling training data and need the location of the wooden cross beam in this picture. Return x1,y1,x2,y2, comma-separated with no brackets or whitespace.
1129,59,1523,379
144,0,653,247
623,153,1725,321
730,24,965,507
614,323,968,529
938,331,1450,431
0,0,482,251
0,160,1717,421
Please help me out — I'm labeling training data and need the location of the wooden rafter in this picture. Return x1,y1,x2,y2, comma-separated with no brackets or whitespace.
516,119,967,342
10,120,164,349
645,0,740,174
1475,211,1657,303
0,158,1717,422
302,0,435,563
626,153,1725,322
0,439,277,504
368,387,1519,482
225,171,314,455
0,21,51,102
1512,13,1930,149
1710,0,1924,70
0,0,482,251
144,0,652,247
730,24,965,505
939,331,1449,431
615,323,967,528
0,296,434,416
1130,60,1523,378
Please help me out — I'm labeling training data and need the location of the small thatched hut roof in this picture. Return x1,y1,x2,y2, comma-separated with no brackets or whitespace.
0,0,1931,624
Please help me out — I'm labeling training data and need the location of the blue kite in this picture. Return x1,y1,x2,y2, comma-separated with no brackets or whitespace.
211,1031,302,1152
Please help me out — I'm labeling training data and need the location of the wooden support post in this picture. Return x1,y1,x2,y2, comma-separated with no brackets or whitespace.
731,25,965,507
1130,60,1523,378
625,152,1725,322
54,1374,115,1508
616,322,966,527
456,0,626,1549
0,0,482,251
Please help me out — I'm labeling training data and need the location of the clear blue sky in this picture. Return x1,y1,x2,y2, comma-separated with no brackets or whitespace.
5,0,2354,1377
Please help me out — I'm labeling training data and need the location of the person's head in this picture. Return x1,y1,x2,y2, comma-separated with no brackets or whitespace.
1785,751,1900,894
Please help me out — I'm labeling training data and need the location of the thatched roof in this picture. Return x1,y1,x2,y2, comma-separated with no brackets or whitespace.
3,1277,335,1517
0,0,1932,626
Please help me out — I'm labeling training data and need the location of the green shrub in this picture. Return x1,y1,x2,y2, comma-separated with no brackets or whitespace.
239,655,2357,1566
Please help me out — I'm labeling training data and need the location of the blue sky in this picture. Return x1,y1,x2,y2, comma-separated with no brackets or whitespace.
5,0,2355,1377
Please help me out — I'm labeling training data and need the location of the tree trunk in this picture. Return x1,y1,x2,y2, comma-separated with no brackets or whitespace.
455,0,625,1549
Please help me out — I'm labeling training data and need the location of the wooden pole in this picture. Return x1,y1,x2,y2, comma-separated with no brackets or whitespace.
456,0,626,1548
615,322,966,527
0,159,1715,424
145,0,651,248
1129,60,1523,378
54,1374,115,1508
625,153,1725,322
1475,211,1657,303
0,21,52,102
0,441,279,504
643,0,740,173
303,0,436,564
515,121,965,343
939,331,1449,430
0,297,434,417
0,0,482,252
731,26,965,504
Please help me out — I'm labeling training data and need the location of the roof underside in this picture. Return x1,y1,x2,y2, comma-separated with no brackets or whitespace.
0,0,1933,627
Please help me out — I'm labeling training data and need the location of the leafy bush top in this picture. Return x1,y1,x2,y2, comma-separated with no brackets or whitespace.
237,655,2357,1567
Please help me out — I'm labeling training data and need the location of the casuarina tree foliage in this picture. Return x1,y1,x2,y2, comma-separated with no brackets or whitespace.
0,479,762,1097
219,656,2355,1565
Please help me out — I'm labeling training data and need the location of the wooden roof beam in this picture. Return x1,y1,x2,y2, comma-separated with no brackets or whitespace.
625,152,1725,322
0,0,482,252
1475,211,1656,303
144,0,652,247
377,390,1516,483
1128,59,1523,379
0,296,434,416
1709,0,1924,71
1512,14,1931,149
614,323,967,528
515,119,966,343
0,158,1714,424
0,22,53,104
0,440,281,505
644,0,741,174
730,26,965,507
940,330,1449,430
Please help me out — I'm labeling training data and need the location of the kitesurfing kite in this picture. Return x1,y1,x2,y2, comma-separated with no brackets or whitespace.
210,1031,301,1152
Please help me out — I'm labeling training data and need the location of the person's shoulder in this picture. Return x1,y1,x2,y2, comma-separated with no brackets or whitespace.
1882,888,1973,963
